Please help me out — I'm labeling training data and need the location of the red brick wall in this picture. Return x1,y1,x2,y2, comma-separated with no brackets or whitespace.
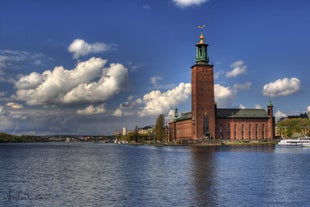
191,64,216,139
169,119,192,141
216,118,273,140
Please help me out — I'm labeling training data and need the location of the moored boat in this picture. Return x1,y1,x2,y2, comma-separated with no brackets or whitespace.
277,137,310,147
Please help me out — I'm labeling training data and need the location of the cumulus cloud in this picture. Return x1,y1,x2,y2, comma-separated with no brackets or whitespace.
214,84,233,107
275,110,288,121
68,39,111,59
307,105,310,112
226,60,247,78
138,82,191,117
14,57,129,105
6,102,23,109
76,104,105,115
262,77,301,97
113,108,123,117
172,0,208,8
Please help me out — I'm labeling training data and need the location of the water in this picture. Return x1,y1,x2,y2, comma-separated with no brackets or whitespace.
0,143,309,207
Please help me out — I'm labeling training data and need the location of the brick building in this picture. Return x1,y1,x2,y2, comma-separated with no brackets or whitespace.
169,30,275,142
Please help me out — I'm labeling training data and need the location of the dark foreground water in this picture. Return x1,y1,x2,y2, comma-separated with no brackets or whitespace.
0,143,309,207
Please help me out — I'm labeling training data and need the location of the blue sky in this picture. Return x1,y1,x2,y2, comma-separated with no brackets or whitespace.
0,0,310,135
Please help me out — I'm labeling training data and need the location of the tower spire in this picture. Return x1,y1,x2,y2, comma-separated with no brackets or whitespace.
195,25,209,63
197,25,205,44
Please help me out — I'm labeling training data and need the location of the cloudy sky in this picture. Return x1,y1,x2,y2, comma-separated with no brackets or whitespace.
1,0,310,135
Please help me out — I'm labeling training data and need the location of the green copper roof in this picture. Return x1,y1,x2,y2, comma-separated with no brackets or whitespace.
172,108,269,123
217,108,269,118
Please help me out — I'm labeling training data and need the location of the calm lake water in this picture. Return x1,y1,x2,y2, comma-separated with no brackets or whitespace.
0,143,309,207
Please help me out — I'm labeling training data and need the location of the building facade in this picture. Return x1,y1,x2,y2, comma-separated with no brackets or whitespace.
169,31,275,142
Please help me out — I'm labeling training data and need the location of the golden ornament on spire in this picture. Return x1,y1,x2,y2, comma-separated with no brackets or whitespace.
197,25,205,44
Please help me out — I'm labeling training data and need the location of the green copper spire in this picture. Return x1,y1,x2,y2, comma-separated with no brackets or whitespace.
195,25,209,63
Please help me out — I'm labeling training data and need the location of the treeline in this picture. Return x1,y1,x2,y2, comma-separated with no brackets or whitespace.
277,118,310,137
0,132,42,143
120,114,168,144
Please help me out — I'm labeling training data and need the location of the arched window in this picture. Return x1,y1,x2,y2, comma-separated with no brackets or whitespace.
242,124,244,139
220,124,223,139
234,124,237,139
249,124,251,139
262,124,265,138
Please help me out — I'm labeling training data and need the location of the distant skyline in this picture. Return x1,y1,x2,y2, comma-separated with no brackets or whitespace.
1,0,310,135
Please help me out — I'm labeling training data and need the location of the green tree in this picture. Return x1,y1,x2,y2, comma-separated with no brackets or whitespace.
155,114,165,143
134,125,139,143
277,118,310,137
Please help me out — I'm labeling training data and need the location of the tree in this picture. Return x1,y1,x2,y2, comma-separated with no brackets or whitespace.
277,118,310,137
134,125,139,143
155,114,165,143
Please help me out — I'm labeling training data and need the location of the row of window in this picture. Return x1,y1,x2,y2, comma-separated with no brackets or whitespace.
219,123,265,139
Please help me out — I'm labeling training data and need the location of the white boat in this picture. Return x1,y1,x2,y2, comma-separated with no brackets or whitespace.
302,143,310,148
277,137,310,147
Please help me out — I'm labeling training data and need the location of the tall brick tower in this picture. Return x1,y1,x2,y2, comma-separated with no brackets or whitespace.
191,27,216,140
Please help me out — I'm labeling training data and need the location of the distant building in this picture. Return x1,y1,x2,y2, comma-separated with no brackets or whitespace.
138,126,154,135
287,113,308,119
122,127,127,136
169,30,275,142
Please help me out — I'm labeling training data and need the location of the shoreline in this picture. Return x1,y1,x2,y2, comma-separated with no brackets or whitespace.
129,140,277,147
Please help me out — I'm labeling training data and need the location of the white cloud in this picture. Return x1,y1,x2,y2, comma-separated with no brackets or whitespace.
232,82,251,91
239,104,246,109
150,76,162,87
0,50,47,69
76,104,105,115
6,102,23,109
14,57,129,105
262,77,301,97
113,108,123,117
138,82,191,117
214,82,251,107
226,60,247,78
113,96,138,117
255,104,262,109
68,39,111,59
275,110,288,121
214,84,233,107
0,55,8,69
172,0,208,8
307,105,310,112
0,50,49,83
214,70,224,79
15,72,43,89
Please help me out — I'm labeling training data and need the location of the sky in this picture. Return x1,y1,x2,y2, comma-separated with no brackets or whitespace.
0,0,310,135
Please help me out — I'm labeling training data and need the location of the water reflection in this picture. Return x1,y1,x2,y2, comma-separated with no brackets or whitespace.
190,147,217,207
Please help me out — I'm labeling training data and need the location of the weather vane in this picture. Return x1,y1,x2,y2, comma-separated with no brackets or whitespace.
197,25,206,34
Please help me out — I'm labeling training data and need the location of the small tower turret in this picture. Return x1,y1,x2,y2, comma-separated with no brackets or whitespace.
195,25,209,63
